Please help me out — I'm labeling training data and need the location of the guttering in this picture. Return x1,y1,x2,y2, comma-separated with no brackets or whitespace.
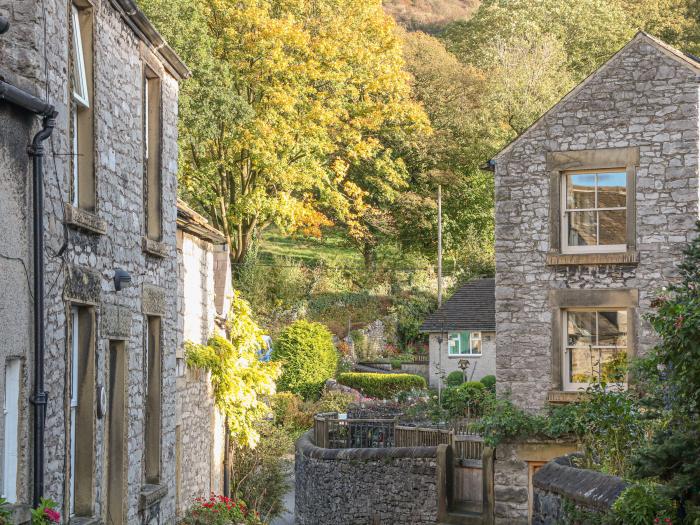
109,0,191,80
1,78,57,507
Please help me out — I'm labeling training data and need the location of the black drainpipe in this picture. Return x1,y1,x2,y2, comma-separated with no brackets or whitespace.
0,43,58,504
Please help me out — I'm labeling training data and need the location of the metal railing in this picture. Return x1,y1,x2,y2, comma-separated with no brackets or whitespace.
314,413,484,461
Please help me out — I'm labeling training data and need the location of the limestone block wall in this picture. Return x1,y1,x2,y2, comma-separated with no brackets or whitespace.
491,440,578,525
494,35,700,412
0,0,183,522
428,332,496,388
295,432,443,525
532,455,627,525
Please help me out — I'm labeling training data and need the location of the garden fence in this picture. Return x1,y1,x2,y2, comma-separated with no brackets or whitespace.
313,413,484,461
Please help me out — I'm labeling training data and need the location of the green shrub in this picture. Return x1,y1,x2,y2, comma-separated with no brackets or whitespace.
480,375,496,392
272,320,338,400
446,371,465,387
337,372,426,399
271,392,313,432
611,483,676,525
442,381,486,417
230,421,292,522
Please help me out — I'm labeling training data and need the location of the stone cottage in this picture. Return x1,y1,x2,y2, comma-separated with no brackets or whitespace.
489,32,700,524
0,0,190,522
420,278,496,388
175,199,232,516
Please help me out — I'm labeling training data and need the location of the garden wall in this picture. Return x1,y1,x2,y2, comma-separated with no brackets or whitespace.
532,455,627,525
295,431,447,525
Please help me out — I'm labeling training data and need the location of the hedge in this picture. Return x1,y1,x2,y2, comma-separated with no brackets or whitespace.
337,372,426,399
272,320,338,400
446,371,465,387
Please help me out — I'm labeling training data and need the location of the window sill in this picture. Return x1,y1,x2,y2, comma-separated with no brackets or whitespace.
64,203,107,235
447,355,482,359
69,516,103,525
546,250,639,266
546,390,585,404
139,483,167,510
7,503,31,524
142,236,169,258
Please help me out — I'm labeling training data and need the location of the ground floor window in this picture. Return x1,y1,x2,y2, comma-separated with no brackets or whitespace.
145,316,162,484
563,309,627,391
447,331,482,356
3,358,21,502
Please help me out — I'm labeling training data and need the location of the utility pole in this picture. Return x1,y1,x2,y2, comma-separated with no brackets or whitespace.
437,184,443,307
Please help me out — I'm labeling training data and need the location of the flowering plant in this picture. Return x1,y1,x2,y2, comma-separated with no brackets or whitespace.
31,498,60,524
183,494,264,525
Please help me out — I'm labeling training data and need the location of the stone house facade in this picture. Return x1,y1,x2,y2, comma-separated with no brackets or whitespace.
175,200,232,516
0,0,189,523
420,278,496,388
489,32,700,524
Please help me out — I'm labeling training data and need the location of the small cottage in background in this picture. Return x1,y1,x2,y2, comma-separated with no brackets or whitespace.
420,278,496,388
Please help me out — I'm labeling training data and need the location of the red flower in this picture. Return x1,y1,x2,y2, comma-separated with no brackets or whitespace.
44,509,61,523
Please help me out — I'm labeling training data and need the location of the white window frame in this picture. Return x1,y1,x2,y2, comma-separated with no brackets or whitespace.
560,169,627,254
447,331,482,357
3,358,21,503
71,4,89,109
562,309,627,392
69,307,79,516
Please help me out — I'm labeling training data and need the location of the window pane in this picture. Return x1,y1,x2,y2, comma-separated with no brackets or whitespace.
597,172,626,208
566,173,596,209
459,332,470,354
567,311,595,347
568,211,596,246
71,6,89,108
597,311,627,347
448,333,460,355
569,347,596,384
470,334,482,355
601,350,627,384
598,210,626,245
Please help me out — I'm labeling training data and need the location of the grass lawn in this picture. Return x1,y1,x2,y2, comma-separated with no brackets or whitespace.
259,228,363,267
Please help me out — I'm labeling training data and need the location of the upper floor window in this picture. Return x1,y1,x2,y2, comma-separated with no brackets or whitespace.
70,2,95,211
563,309,627,391
447,331,482,356
562,169,626,253
144,70,162,241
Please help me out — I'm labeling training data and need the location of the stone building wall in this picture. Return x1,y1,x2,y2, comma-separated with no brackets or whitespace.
493,33,700,412
295,432,443,525
427,332,496,388
175,229,227,516
0,0,185,523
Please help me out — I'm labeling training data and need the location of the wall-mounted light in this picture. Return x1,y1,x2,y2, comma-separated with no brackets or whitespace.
114,268,132,292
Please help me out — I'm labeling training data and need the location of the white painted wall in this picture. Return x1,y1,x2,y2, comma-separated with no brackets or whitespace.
427,332,496,388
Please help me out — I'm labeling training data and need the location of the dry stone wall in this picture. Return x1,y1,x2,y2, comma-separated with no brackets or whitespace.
295,432,441,525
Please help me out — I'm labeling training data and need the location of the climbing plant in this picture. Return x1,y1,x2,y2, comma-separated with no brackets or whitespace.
186,292,280,448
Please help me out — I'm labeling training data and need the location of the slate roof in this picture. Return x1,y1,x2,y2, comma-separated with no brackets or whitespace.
420,278,495,333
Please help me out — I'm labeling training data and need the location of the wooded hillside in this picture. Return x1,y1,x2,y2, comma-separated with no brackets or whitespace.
382,0,479,32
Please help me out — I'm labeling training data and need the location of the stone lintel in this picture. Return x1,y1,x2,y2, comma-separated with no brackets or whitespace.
64,203,107,235
142,237,169,258
139,483,168,511
546,251,639,266
64,264,101,305
548,288,639,308
101,304,132,339
545,147,640,171
142,284,166,316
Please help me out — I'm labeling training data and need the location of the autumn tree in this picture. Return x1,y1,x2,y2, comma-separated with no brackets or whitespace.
139,0,427,265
